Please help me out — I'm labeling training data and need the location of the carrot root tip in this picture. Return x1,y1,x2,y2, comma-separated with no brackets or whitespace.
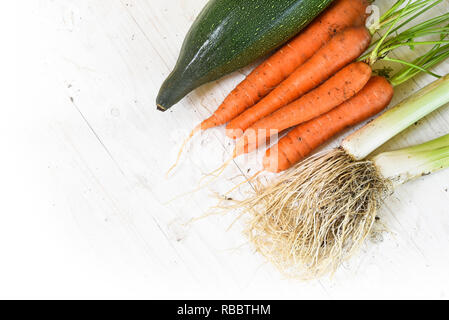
166,125,201,178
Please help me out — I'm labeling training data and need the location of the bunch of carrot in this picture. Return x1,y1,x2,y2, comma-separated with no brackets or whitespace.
171,0,449,175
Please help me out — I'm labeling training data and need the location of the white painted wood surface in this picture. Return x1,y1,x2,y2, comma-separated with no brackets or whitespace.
4,0,449,299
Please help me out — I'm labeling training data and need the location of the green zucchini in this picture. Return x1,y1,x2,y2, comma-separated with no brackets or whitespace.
157,0,333,111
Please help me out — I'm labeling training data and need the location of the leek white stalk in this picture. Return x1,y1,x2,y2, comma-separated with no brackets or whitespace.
374,133,449,186
342,74,449,160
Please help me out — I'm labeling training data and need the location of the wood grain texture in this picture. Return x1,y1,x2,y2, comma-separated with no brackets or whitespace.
3,0,449,299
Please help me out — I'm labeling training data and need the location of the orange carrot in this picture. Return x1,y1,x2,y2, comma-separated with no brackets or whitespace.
234,61,373,157
204,0,371,131
226,26,372,139
263,76,394,173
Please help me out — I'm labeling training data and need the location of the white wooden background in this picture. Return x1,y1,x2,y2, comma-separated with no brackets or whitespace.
3,0,449,299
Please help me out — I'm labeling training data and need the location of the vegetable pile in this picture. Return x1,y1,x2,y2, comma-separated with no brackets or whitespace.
170,0,449,175
160,0,449,278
